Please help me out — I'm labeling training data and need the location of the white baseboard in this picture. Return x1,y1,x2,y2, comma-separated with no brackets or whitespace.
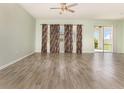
35,50,40,52
0,52,34,71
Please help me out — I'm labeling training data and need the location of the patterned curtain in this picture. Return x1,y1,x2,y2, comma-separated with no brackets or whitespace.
50,24,60,53
41,24,48,53
76,25,82,54
64,24,73,53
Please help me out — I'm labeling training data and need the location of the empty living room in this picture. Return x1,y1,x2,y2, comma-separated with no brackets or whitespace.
0,0,124,92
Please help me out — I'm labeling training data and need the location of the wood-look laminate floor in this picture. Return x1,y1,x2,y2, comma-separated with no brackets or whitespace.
0,53,124,89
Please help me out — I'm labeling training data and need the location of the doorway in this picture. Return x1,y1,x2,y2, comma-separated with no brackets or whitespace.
94,26,113,52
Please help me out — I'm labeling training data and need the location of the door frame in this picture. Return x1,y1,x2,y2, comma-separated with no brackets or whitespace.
94,25,114,53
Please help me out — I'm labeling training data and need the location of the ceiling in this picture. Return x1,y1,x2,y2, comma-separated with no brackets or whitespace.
20,3,124,20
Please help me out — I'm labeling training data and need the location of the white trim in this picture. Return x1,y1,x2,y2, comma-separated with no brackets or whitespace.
35,50,41,52
0,52,34,71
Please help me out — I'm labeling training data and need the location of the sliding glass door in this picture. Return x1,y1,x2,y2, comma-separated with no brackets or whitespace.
94,26,113,52
103,27,113,52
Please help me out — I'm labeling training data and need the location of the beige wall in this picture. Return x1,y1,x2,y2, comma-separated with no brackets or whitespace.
35,19,124,53
0,4,35,67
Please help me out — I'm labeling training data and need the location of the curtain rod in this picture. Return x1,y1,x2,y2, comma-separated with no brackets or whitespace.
40,24,83,26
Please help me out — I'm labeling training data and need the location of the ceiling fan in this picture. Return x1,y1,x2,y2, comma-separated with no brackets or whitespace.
50,3,78,14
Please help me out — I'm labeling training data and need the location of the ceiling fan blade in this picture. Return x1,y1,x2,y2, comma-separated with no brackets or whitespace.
67,3,78,8
60,3,66,6
50,8,61,9
67,9,75,13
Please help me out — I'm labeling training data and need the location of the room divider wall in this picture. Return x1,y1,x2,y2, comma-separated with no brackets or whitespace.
41,24,83,54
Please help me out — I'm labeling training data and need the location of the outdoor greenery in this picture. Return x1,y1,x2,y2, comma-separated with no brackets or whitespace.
104,44,112,50
94,39,98,49
94,39,112,50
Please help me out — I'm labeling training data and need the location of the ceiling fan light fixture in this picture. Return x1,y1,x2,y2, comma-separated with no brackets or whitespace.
50,3,78,14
